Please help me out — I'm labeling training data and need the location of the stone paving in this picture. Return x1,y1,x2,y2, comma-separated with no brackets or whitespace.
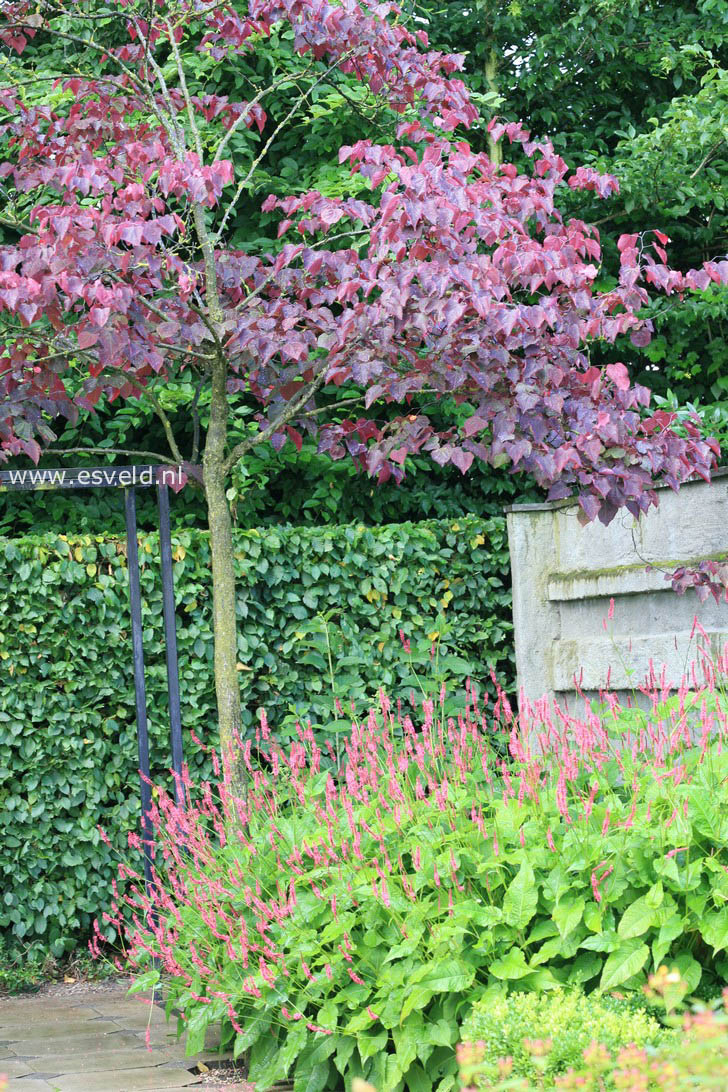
0,983,245,1092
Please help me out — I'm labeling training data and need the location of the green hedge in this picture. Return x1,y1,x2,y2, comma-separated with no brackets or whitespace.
0,516,511,957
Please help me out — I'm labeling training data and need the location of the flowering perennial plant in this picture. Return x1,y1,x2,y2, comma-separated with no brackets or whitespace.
102,639,728,1092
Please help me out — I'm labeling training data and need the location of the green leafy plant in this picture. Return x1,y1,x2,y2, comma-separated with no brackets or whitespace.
108,639,728,1091
459,969,728,1089
0,938,118,996
459,989,668,1087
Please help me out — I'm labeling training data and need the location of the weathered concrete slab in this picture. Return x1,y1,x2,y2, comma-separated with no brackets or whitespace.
6,1080,56,1091
91,1000,167,1022
51,1066,201,1091
0,1000,96,1020
0,1057,33,1077
6,1032,141,1056
506,472,728,714
105,1013,170,1033
27,1046,179,1075
0,1019,121,1041
0,987,218,1090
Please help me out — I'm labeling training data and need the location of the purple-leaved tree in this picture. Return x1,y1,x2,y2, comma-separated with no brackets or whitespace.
1,0,726,754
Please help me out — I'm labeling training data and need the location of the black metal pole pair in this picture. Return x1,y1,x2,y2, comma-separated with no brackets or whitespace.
0,463,186,905
124,482,185,895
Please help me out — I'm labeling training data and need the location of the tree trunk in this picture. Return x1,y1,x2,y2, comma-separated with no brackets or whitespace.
485,46,503,168
203,358,243,777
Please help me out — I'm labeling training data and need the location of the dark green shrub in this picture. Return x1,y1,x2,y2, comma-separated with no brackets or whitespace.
0,516,510,956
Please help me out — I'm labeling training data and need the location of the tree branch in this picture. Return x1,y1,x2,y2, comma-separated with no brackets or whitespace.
690,139,726,180
164,18,205,161
215,51,357,242
142,388,185,465
44,446,179,465
222,369,329,475
213,71,303,163
161,21,224,329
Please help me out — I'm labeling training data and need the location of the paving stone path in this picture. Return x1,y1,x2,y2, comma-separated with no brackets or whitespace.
0,982,247,1092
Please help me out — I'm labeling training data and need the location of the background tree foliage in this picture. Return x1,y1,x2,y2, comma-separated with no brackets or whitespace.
416,0,728,406
1,1,724,537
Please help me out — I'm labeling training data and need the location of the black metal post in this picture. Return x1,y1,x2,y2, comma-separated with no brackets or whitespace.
157,482,184,808
124,487,154,897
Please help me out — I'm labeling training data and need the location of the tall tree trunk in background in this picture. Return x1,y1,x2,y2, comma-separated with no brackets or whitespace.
485,46,503,167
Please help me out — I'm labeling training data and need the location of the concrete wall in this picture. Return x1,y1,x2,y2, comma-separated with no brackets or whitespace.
506,472,728,710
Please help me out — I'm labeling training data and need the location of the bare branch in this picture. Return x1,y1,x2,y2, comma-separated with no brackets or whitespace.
142,388,185,465
164,18,205,161
690,139,726,180
213,72,305,163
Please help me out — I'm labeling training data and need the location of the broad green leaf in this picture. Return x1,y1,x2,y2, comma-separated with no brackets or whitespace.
645,881,664,909
418,962,475,994
618,895,657,939
689,789,725,840
673,951,702,993
569,951,602,985
553,896,585,939
250,1031,283,1087
526,919,559,945
580,930,618,953
404,1062,433,1092
490,946,532,980
393,1024,418,1070
652,912,684,969
234,1013,270,1058
401,986,433,1023
276,1024,309,1078
600,939,650,991
300,1062,329,1092
184,1006,209,1058
521,967,561,991
428,1019,456,1047
334,1037,356,1076
702,907,728,953
503,860,538,930
128,970,160,994
531,936,567,967
358,1030,389,1063
583,903,603,933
